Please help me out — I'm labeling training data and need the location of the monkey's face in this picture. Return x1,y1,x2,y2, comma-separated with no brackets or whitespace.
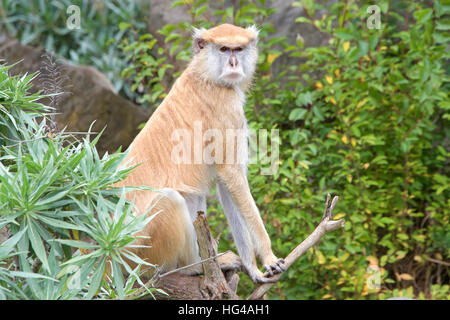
193,24,259,87
207,43,257,86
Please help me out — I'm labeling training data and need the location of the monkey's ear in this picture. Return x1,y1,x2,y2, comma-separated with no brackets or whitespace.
193,38,206,54
246,25,260,45
192,27,207,54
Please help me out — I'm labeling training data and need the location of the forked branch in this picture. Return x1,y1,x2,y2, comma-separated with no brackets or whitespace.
247,194,345,300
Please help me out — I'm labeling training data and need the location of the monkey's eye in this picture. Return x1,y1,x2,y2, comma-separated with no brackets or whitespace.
234,47,243,52
219,46,229,53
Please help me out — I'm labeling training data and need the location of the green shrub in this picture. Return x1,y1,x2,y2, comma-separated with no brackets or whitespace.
257,0,449,299
274,0,449,300
0,63,156,299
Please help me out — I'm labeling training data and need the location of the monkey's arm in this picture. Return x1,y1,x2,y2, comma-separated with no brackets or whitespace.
216,164,286,282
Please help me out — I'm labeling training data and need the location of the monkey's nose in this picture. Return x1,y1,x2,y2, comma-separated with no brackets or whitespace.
229,56,238,67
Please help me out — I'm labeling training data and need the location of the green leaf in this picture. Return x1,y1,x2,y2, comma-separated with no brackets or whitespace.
295,91,313,106
295,17,312,24
10,270,57,281
289,108,307,121
111,259,125,299
27,218,50,272
86,257,106,299
334,30,354,40
118,22,131,31
35,215,86,232
413,8,433,25
54,239,98,249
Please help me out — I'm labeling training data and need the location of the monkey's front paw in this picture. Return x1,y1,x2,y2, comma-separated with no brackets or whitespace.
248,269,278,284
263,258,286,277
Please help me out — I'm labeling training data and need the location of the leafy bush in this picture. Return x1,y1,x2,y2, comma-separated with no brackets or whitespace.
117,0,449,299
0,63,155,299
276,0,449,300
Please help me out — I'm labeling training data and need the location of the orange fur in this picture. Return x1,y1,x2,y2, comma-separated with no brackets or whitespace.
115,61,246,275
115,24,283,281
200,23,257,45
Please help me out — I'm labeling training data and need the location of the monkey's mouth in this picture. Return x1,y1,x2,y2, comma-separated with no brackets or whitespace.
220,71,245,82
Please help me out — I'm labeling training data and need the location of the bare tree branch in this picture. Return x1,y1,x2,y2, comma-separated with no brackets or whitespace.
247,194,345,300
158,252,226,279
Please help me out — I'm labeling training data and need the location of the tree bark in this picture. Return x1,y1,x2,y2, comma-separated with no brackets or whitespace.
128,211,240,300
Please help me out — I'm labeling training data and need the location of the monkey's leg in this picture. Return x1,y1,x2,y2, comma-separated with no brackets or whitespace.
181,193,207,222
170,192,242,276
130,188,201,278
216,250,242,272
216,180,266,282
134,190,242,278
216,177,286,283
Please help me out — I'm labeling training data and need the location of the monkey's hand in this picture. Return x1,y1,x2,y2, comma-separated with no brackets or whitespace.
246,256,287,284
262,255,286,278
247,268,279,284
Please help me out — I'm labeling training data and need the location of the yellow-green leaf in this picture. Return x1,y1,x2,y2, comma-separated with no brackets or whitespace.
343,41,350,52
316,250,326,264
267,53,280,65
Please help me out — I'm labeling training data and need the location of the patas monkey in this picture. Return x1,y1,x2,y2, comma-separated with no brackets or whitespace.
115,24,286,283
